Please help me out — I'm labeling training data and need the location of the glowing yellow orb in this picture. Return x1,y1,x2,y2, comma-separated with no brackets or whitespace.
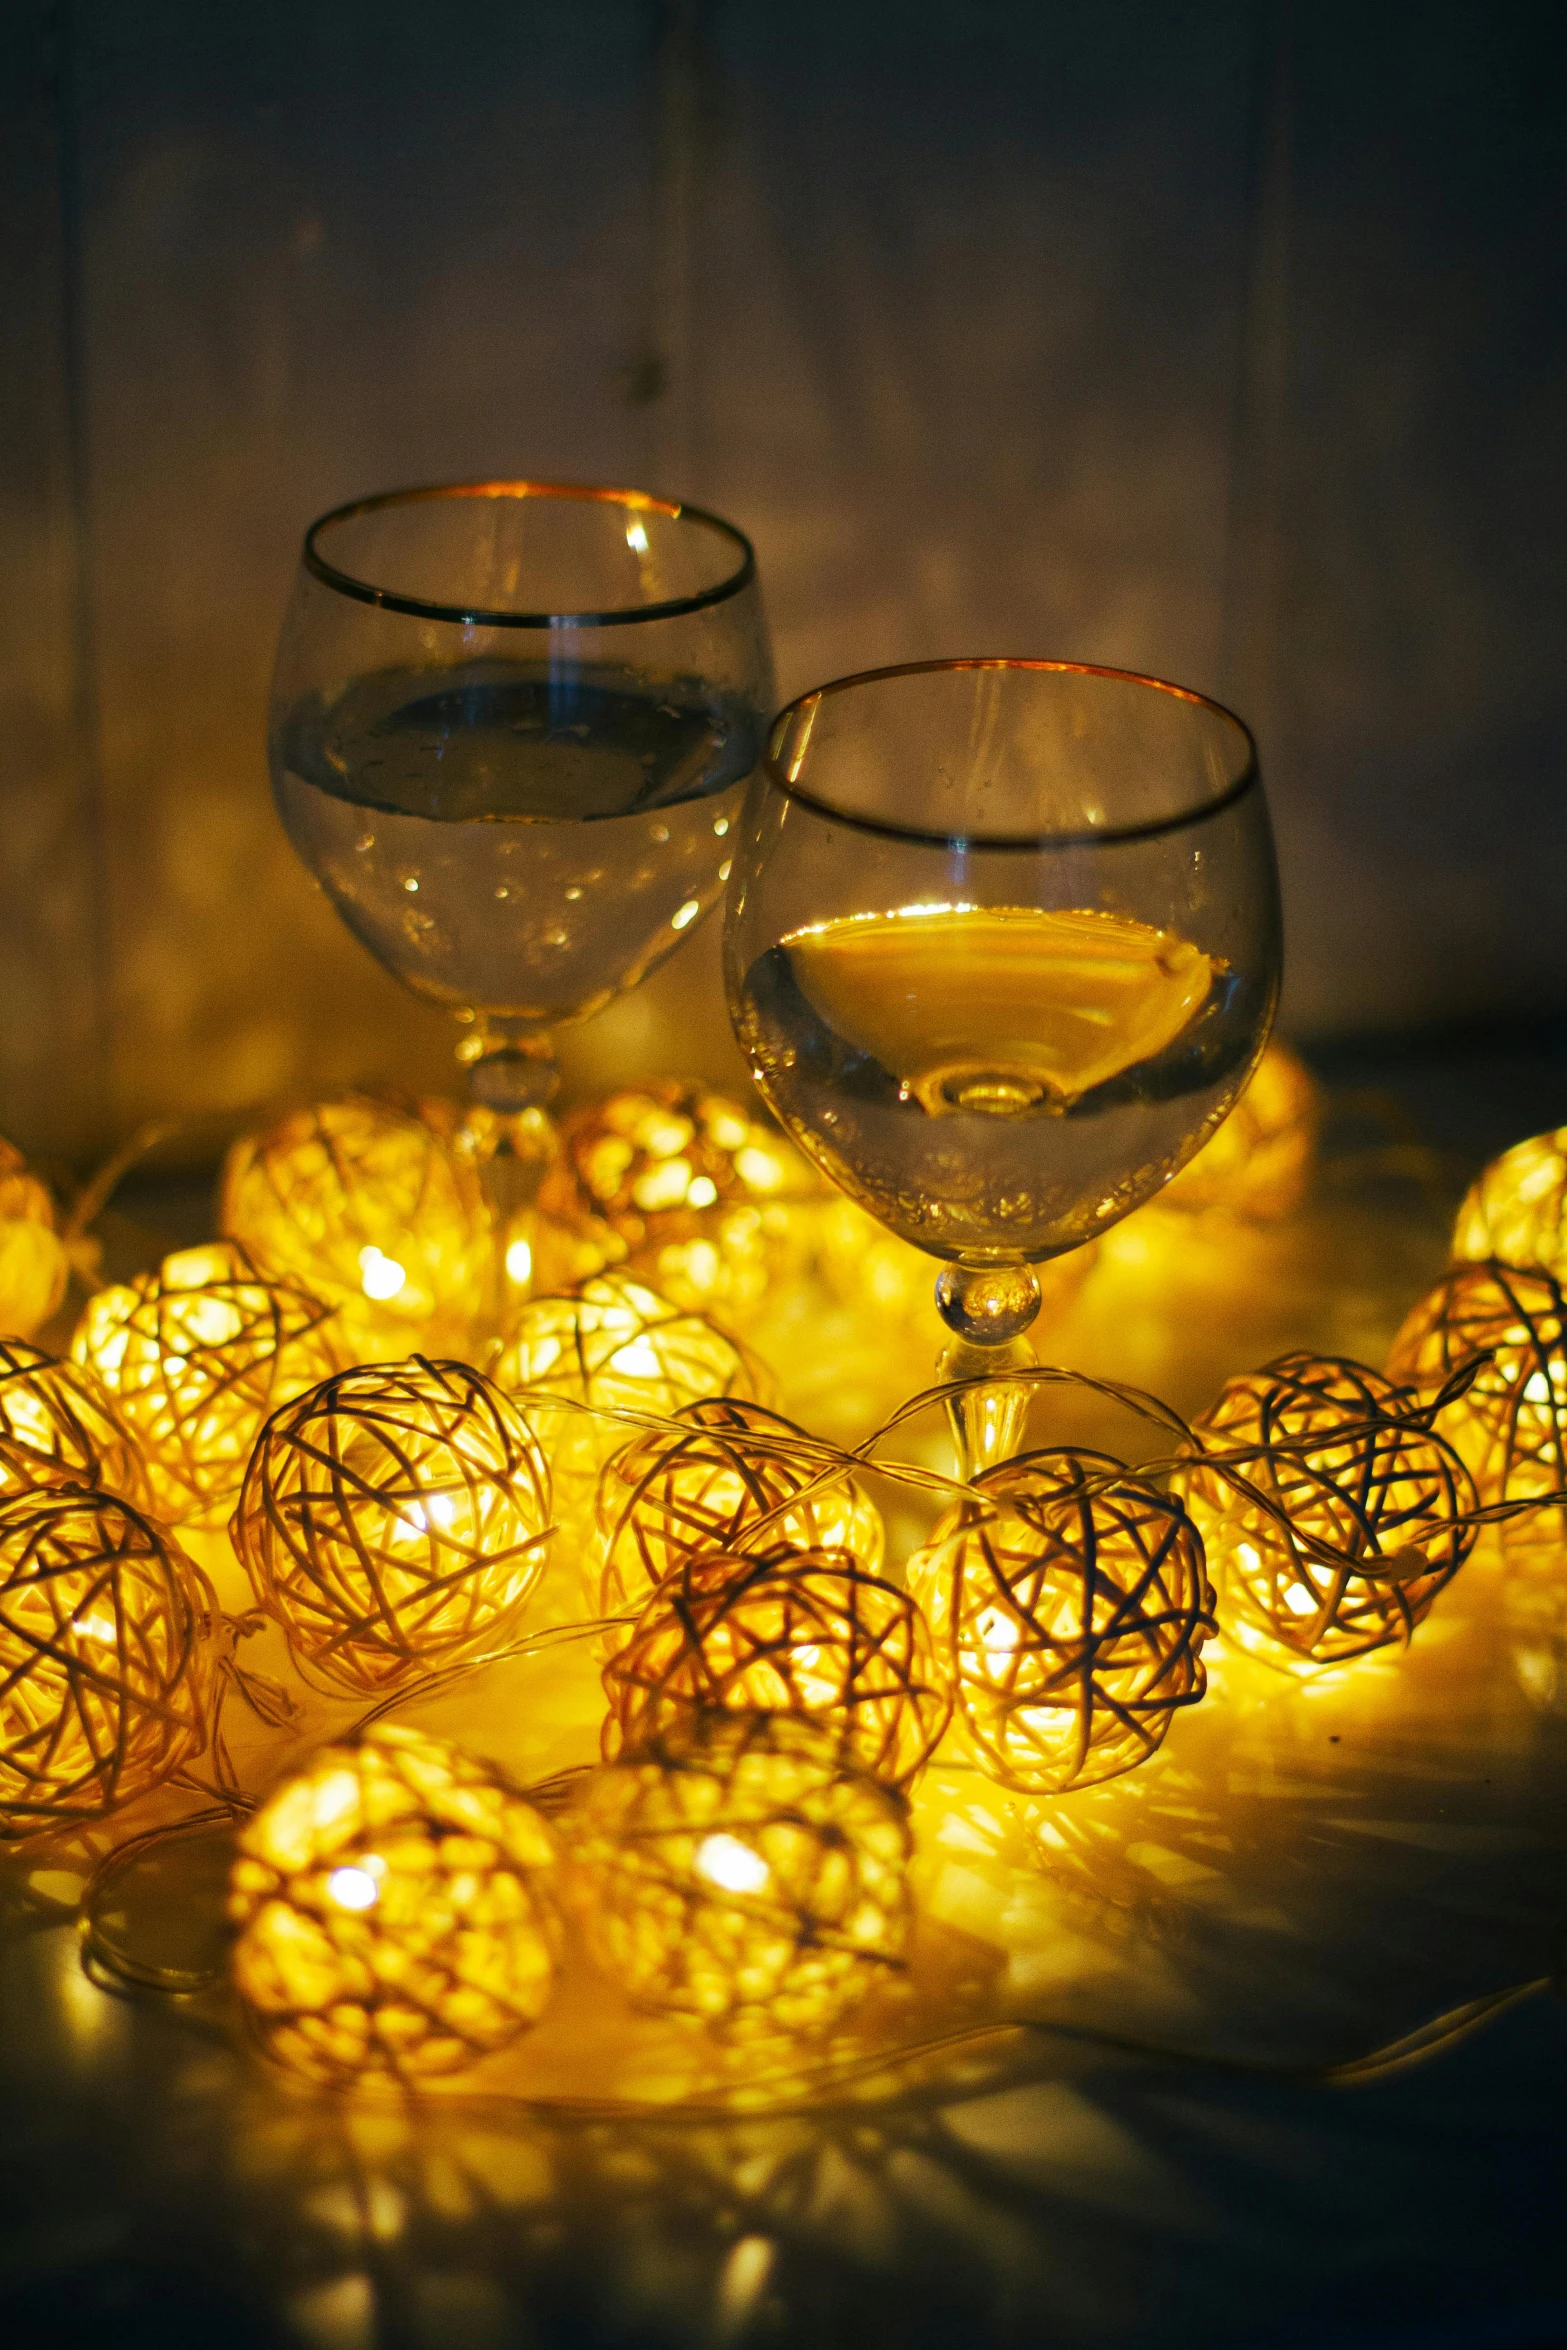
229,1724,560,2086
1386,1261,1567,1511
492,1274,767,1506
72,1242,343,1527
596,1396,884,1627
0,1139,68,1340
219,1094,492,1359
0,1339,151,1508
1451,1127,1567,1280
0,1487,211,1840
1155,1039,1318,1220
569,1712,912,2040
908,1449,1213,1793
1175,1353,1475,1672
537,1085,823,1322
602,1544,951,1785
231,1357,553,1694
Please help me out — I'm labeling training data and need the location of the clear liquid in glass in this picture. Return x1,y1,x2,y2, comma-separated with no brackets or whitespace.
736,904,1264,1260
274,660,759,1021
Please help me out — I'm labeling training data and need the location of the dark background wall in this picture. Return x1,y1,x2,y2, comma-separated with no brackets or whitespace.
2,0,1563,1165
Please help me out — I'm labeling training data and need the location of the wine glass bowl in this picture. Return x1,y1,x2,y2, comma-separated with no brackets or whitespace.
723,659,1281,1465
269,482,773,1113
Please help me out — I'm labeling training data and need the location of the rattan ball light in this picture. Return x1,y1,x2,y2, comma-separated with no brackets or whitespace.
596,1397,884,1629
229,1724,560,2086
492,1274,766,1510
0,1138,68,1340
1154,1039,1319,1221
0,1338,150,1508
220,1094,492,1360
538,1084,822,1322
72,1242,343,1527
569,1711,912,2040
1175,1353,1476,1671
602,1544,951,1786
231,1357,553,1695
1386,1261,1567,1512
1451,1127,1567,1282
907,1449,1213,1794
0,1486,212,1840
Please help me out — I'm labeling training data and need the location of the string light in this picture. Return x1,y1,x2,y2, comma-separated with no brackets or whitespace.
536,1086,823,1322
229,1724,561,2086
601,1544,951,1786
492,1273,767,1514
568,1711,912,2040
596,1396,884,1630
219,1094,492,1360
0,1339,151,1508
0,1487,212,1841
1451,1126,1567,1282
1175,1352,1476,1672
1386,1261,1567,1512
0,1137,69,1340
72,1242,342,1527
231,1357,553,1694
908,1449,1213,1793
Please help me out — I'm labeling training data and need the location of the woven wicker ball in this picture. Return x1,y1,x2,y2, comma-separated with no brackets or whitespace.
229,1724,560,2086
0,1138,69,1340
569,1711,912,2040
220,1094,492,1359
907,1449,1213,1794
1386,1261,1567,1510
0,1338,151,1509
72,1242,343,1528
492,1274,767,1506
1451,1127,1567,1282
0,1486,212,1840
231,1357,553,1694
1175,1353,1476,1672
602,1544,951,1786
596,1397,885,1628
537,1085,823,1321
1154,1039,1318,1221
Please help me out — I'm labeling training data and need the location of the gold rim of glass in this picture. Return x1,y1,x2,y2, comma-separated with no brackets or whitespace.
762,657,1260,850
302,478,758,629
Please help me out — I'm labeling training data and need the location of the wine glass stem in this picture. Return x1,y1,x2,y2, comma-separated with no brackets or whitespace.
459,1021,562,1339
939,1335,1038,1482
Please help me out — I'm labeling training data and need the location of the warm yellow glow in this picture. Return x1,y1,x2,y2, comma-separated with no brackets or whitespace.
569,1713,911,2041
814,1193,1095,1335
1451,1126,1567,1280
0,1138,69,1341
0,1488,210,1840
71,1242,343,1528
0,1339,152,1509
1177,1353,1475,1672
1387,1262,1567,1515
231,1356,554,1694
219,1095,492,1360
596,1395,884,1623
1147,1040,1319,1222
492,1274,765,1512
229,1725,560,2086
695,1832,770,1894
625,519,649,553
505,1235,534,1286
670,899,701,931
534,1085,825,1323
908,1450,1212,1793
603,1544,950,1787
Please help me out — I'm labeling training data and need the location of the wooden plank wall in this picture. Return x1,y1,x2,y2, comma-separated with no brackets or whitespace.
1,0,1562,1166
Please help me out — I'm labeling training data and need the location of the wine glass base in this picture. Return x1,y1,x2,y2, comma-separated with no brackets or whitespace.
938,1333,1037,1483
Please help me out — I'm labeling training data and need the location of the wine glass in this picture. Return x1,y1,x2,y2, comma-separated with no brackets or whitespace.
723,659,1281,1479
269,481,773,1124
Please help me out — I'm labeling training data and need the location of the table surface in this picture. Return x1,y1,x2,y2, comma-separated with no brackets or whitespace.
4,1039,1567,2350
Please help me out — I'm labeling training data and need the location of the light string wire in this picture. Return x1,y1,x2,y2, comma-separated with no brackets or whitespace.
52,1348,1567,2114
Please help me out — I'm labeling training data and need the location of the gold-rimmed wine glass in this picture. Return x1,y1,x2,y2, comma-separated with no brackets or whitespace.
269,477,773,1130
723,659,1281,1478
